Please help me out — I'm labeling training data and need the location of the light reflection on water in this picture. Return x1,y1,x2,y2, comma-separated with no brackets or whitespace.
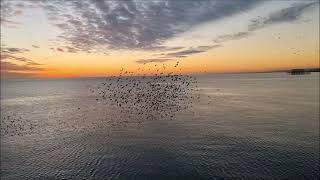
1,73,319,179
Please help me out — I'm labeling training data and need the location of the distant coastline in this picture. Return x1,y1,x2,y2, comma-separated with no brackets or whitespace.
286,68,320,75
230,68,320,74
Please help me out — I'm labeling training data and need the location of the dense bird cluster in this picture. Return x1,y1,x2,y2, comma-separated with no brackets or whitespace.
91,62,200,122
1,112,36,137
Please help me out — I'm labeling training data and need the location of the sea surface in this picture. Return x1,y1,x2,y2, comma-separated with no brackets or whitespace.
1,73,319,179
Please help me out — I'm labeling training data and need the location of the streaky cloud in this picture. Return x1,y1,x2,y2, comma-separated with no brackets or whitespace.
26,62,43,66
1,61,43,71
138,45,222,64
65,46,78,53
249,2,319,31
1,47,29,54
1,45,44,73
1,46,33,63
213,32,252,43
210,2,318,52
143,46,185,52
57,48,64,52
165,45,222,58
136,58,173,64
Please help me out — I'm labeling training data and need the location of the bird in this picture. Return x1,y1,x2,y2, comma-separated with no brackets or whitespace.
90,62,202,124
1,112,36,137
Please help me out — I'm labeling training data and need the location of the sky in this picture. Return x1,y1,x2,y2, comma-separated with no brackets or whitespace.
0,0,319,79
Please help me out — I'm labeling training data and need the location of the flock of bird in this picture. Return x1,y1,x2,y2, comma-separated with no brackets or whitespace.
1,112,36,137
1,62,201,136
91,61,200,123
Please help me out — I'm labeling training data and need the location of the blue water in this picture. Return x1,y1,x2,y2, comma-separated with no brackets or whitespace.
1,73,319,179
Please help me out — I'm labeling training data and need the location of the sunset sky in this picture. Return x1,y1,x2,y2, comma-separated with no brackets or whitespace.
1,0,319,79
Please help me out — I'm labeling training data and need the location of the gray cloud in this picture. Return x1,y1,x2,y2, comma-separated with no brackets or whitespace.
0,0,26,26
0,0,14,24
1,61,43,71
0,19,22,27
34,0,261,51
1,45,44,74
1,47,34,63
210,2,318,49
1,47,29,54
165,45,222,58
136,45,222,63
25,62,43,66
57,48,64,52
213,31,252,43
65,46,78,53
136,58,173,64
249,2,318,31
141,1,318,64
143,46,185,52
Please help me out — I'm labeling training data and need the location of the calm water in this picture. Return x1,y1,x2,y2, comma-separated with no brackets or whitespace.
1,73,319,179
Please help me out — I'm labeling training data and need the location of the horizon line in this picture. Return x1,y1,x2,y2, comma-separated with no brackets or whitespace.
1,67,319,81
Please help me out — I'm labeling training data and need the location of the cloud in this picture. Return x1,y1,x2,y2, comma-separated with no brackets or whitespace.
2,0,317,66
213,32,252,43
65,46,78,53
0,44,43,79
0,19,22,27
134,1,318,64
34,0,260,51
248,2,318,31
1,54,38,64
0,54,16,60
136,58,173,64
1,47,32,63
210,2,319,50
165,45,222,58
137,2,316,64
143,46,185,52
10,56,31,62
0,46,34,63
1,47,29,53
25,62,42,66
14,10,23,16
0,0,25,26
32,45,40,48
136,45,222,64
1,45,44,75
0,0,14,23
57,48,64,52
1,61,43,71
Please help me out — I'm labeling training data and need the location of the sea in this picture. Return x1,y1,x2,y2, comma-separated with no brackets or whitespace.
1,72,319,179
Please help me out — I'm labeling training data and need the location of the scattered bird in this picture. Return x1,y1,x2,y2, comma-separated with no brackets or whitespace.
1,112,36,137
